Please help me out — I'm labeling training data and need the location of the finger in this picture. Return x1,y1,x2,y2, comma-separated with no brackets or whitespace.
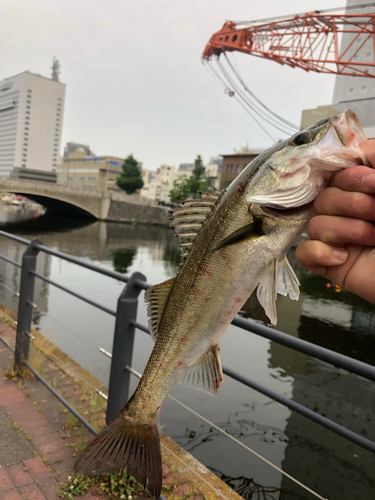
314,187,375,221
307,215,375,246
360,139,375,168
330,165,375,194
295,240,348,272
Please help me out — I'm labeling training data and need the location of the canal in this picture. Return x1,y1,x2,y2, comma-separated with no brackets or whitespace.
0,204,374,500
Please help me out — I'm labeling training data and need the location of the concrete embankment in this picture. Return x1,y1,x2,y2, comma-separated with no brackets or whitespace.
0,305,243,500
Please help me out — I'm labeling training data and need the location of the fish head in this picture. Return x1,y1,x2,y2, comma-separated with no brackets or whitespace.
246,109,368,211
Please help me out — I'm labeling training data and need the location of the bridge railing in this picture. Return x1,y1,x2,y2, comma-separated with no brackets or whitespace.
0,230,374,499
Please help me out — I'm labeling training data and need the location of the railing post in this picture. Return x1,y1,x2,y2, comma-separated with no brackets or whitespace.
106,271,146,425
14,238,42,372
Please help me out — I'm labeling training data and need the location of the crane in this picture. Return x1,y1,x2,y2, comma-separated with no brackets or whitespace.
203,12,375,77
202,5,375,139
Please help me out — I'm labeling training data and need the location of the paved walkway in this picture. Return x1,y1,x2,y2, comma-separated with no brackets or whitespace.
0,317,243,500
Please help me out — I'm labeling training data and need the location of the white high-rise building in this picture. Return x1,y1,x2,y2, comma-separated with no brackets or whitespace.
331,0,375,137
0,71,66,177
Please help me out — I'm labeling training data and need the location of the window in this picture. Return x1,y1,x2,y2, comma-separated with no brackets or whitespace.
23,148,27,152
355,37,362,45
54,148,57,152
360,86,367,93
236,164,242,174
26,100,31,104
27,89,32,92
22,154,27,157
26,105,30,109
24,138,28,141
26,111,30,115
22,164,26,167
56,118,60,122
55,134,58,137
25,127,29,130
24,132,28,136
348,87,355,95
57,113,60,116
353,54,359,61
366,52,372,59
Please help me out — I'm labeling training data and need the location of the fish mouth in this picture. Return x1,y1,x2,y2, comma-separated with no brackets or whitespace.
260,201,315,220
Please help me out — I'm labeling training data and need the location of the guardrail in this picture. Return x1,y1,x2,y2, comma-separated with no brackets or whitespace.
0,229,374,500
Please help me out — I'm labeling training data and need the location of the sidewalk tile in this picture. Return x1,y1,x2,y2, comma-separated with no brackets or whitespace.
2,490,22,500
7,463,34,487
38,477,59,499
18,483,46,500
0,469,14,492
24,456,51,482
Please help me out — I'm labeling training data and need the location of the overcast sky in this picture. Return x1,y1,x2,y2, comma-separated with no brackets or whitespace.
1,0,346,169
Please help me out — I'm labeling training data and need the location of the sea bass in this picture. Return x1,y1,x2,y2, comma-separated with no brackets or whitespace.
74,109,368,497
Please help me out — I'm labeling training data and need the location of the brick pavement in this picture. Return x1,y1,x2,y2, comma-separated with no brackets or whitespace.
0,315,243,500
0,325,111,499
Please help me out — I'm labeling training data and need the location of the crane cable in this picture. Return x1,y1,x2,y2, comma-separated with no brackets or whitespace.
223,52,299,131
202,58,278,142
215,56,295,135
233,2,375,25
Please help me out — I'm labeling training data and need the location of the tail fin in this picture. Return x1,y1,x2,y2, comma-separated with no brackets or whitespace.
74,411,162,498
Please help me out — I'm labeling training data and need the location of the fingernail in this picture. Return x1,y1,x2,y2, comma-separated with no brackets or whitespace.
332,248,348,263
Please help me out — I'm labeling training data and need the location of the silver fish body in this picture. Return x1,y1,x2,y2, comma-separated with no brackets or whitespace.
74,109,367,497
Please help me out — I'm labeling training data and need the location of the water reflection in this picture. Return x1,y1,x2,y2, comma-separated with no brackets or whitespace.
0,206,374,499
209,469,304,500
111,249,137,274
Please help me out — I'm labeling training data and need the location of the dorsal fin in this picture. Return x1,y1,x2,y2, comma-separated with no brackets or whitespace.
169,192,221,260
144,278,176,341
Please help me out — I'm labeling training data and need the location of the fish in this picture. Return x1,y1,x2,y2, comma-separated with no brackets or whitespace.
74,109,368,497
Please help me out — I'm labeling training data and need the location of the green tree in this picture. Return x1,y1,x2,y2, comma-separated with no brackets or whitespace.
169,155,211,203
169,175,191,203
116,154,144,194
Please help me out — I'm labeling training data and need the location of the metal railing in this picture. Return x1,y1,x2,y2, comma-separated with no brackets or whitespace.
0,230,374,500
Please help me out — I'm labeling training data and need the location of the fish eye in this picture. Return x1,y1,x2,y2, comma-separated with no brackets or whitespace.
292,132,309,146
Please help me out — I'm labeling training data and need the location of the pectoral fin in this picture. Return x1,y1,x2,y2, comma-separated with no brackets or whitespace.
277,255,300,300
178,345,223,396
257,255,300,325
257,260,277,325
212,217,264,253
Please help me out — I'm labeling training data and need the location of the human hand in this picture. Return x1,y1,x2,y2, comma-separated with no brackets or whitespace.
295,140,375,303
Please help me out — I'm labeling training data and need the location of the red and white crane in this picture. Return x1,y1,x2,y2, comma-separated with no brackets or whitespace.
202,5,375,138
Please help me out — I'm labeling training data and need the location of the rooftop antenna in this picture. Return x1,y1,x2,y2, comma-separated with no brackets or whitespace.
52,57,61,81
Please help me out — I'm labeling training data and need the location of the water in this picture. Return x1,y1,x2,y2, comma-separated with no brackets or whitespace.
0,205,374,500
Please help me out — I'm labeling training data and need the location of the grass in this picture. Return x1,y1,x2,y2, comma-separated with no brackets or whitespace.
13,422,32,441
57,471,146,499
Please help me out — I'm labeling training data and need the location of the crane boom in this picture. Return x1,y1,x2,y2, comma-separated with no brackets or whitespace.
203,13,375,77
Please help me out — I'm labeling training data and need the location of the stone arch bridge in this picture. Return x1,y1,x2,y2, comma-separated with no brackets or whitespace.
0,180,168,225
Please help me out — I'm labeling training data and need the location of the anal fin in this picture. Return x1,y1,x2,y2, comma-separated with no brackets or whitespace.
178,344,223,395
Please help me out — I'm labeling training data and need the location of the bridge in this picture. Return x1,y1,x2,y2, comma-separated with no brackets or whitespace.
0,179,169,225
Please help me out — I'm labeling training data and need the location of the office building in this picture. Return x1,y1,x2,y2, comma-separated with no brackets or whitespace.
64,142,91,158
0,70,66,177
220,147,262,188
57,150,131,193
